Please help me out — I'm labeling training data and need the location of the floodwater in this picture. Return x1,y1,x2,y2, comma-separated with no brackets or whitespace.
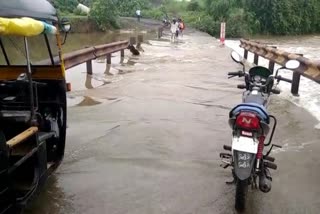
0,30,157,65
25,29,320,214
225,35,320,129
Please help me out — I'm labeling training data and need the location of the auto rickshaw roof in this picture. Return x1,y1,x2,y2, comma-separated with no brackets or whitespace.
0,0,57,21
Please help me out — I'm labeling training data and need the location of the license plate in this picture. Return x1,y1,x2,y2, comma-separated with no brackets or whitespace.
232,136,258,154
236,152,254,169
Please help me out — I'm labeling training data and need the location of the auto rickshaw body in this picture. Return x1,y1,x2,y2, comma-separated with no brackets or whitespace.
0,0,69,213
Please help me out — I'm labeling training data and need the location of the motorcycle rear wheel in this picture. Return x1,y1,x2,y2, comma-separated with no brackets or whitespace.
235,179,248,212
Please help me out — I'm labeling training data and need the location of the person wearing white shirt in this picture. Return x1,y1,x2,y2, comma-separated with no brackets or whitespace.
136,9,141,22
170,19,179,42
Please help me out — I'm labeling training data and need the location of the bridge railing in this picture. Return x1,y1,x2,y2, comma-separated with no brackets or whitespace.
63,40,129,74
240,39,320,96
39,35,144,75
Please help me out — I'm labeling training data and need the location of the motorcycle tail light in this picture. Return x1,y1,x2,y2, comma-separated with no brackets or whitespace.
235,111,260,130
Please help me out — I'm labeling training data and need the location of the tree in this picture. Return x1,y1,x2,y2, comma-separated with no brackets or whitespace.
187,1,201,11
115,0,151,16
89,0,120,30
53,0,78,13
79,0,93,7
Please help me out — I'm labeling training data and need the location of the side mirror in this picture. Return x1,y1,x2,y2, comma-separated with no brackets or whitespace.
60,18,71,45
61,18,71,33
275,66,285,77
231,51,243,63
285,60,300,69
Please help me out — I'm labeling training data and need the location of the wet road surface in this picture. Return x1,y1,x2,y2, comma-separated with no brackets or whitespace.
26,30,320,214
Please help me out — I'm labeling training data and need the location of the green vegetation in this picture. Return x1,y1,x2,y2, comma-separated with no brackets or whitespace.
89,0,120,30
52,0,320,37
144,0,320,37
53,0,150,30
52,0,78,14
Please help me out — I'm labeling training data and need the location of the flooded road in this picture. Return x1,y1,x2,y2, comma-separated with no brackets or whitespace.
0,30,157,65
26,30,320,214
226,36,320,128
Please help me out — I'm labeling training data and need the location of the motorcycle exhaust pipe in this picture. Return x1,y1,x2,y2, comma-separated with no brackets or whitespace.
259,170,272,193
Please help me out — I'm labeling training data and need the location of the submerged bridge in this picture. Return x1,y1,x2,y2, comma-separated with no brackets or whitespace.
27,27,320,214
43,27,320,95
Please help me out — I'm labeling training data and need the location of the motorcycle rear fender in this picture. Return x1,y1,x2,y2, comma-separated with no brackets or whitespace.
233,151,256,180
232,136,258,180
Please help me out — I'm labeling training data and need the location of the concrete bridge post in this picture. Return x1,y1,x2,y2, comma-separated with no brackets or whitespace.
291,53,303,96
268,46,277,73
254,53,259,65
107,54,111,65
244,49,248,60
86,60,93,75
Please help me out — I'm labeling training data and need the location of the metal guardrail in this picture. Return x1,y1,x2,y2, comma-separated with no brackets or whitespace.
240,39,320,96
63,40,129,70
39,34,147,76
39,40,129,73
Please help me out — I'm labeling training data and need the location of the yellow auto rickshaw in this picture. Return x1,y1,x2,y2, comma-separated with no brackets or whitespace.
0,0,70,213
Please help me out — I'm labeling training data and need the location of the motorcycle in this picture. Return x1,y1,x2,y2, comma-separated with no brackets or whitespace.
162,18,170,27
220,51,300,211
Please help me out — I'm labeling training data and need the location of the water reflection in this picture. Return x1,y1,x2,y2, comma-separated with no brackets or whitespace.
115,56,138,74
66,56,123,91
25,176,75,214
73,56,137,91
67,47,143,90
0,31,155,65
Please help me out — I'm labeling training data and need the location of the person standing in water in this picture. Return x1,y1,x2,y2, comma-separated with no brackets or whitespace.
178,18,185,37
136,9,141,22
170,18,179,42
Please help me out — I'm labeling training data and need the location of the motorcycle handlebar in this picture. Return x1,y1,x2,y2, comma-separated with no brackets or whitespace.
236,83,281,94
275,75,292,83
228,71,244,77
237,84,246,89
228,71,241,76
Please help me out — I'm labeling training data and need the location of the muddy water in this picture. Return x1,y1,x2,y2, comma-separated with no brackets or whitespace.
225,35,320,128
1,30,157,107
25,30,320,214
0,30,157,65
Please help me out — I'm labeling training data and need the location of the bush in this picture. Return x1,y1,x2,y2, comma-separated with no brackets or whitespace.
73,7,88,16
53,0,78,13
116,0,151,17
144,8,164,20
181,9,257,38
181,11,220,36
89,0,120,31
193,14,220,36
78,0,93,7
227,8,253,37
187,1,201,11
164,0,188,16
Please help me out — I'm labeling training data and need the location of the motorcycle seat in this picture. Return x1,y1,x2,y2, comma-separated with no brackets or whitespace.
243,94,266,106
229,103,270,124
